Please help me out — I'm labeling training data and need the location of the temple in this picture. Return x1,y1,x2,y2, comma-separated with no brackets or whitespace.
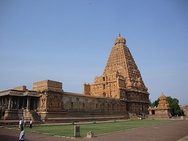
84,35,150,114
148,94,171,119
0,35,150,122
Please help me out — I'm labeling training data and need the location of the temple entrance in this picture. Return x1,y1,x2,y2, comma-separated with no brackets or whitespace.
30,97,38,110
152,110,155,115
30,98,34,110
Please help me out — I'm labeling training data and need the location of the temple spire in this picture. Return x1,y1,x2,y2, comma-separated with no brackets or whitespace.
103,35,148,92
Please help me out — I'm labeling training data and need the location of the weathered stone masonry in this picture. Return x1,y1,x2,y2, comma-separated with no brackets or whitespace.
0,35,149,122
84,35,150,114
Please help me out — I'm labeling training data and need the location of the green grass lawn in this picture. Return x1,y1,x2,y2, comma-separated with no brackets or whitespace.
23,120,173,138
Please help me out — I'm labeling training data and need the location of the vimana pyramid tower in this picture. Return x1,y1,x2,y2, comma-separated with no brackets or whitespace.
84,35,150,113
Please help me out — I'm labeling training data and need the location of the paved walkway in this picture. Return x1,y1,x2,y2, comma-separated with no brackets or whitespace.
0,120,188,141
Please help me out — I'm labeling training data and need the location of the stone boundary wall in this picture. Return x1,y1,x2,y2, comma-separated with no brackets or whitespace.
37,90,128,122
62,92,127,116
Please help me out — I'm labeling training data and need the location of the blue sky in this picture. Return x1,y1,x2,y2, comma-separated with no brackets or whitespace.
0,0,188,105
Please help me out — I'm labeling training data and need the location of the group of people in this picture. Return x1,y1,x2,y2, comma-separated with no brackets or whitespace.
19,117,33,141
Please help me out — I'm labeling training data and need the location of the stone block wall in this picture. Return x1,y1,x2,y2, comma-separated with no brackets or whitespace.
62,92,127,117
33,80,62,92
36,90,128,122
13,86,27,91
183,105,188,117
83,83,90,95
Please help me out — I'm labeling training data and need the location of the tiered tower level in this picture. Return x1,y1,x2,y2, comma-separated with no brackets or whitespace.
84,35,150,113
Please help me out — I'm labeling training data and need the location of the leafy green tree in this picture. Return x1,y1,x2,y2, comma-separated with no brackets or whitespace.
166,96,181,116
150,99,159,107
150,96,182,116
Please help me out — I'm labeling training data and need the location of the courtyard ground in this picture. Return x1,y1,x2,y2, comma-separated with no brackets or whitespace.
0,120,188,141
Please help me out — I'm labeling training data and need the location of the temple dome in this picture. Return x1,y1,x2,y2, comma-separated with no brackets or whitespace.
158,93,170,108
114,34,126,45
159,93,166,100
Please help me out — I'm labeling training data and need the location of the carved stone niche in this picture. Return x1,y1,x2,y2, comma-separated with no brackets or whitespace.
47,94,62,111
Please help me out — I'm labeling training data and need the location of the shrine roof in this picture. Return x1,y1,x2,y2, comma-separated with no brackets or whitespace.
159,93,167,99
114,34,126,45
0,89,40,97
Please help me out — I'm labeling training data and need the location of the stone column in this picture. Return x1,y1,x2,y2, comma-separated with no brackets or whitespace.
22,97,25,109
26,97,30,110
3,97,5,106
8,96,12,110
33,98,36,110
149,109,152,115
34,98,38,110
17,98,20,109
0,98,2,106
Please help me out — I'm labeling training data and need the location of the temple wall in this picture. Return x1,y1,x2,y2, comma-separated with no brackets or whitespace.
36,90,128,122
148,108,171,119
155,109,170,117
126,91,149,102
34,80,125,121
183,105,188,118
89,74,119,98
83,83,90,95
62,92,127,116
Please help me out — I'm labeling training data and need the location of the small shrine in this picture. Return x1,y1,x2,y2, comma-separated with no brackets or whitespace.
148,94,171,119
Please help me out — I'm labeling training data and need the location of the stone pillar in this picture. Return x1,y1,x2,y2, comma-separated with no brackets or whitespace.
26,97,30,110
22,98,25,109
0,98,3,106
17,98,20,109
8,96,12,110
35,98,38,110
149,109,151,115
2,98,5,106
33,98,36,110
74,126,80,137
36,98,39,110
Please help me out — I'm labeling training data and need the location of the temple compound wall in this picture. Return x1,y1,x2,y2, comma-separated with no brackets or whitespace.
38,80,127,122
0,80,127,122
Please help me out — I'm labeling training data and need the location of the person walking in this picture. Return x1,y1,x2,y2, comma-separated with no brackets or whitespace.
29,118,32,128
19,119,22,128
24,119,26,127
19,117,24,128
19,126,25,141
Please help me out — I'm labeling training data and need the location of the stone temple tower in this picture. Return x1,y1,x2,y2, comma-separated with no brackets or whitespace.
84,35,150,113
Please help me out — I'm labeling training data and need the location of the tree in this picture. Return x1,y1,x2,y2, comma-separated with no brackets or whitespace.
166,96,181,116
150,96,182,116
150,99,159,108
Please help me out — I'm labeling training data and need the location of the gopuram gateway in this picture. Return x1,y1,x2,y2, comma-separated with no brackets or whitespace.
0,35,150,122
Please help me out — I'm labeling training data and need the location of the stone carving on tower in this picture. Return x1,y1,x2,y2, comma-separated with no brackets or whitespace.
157,94,170,109
84,35,150,113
